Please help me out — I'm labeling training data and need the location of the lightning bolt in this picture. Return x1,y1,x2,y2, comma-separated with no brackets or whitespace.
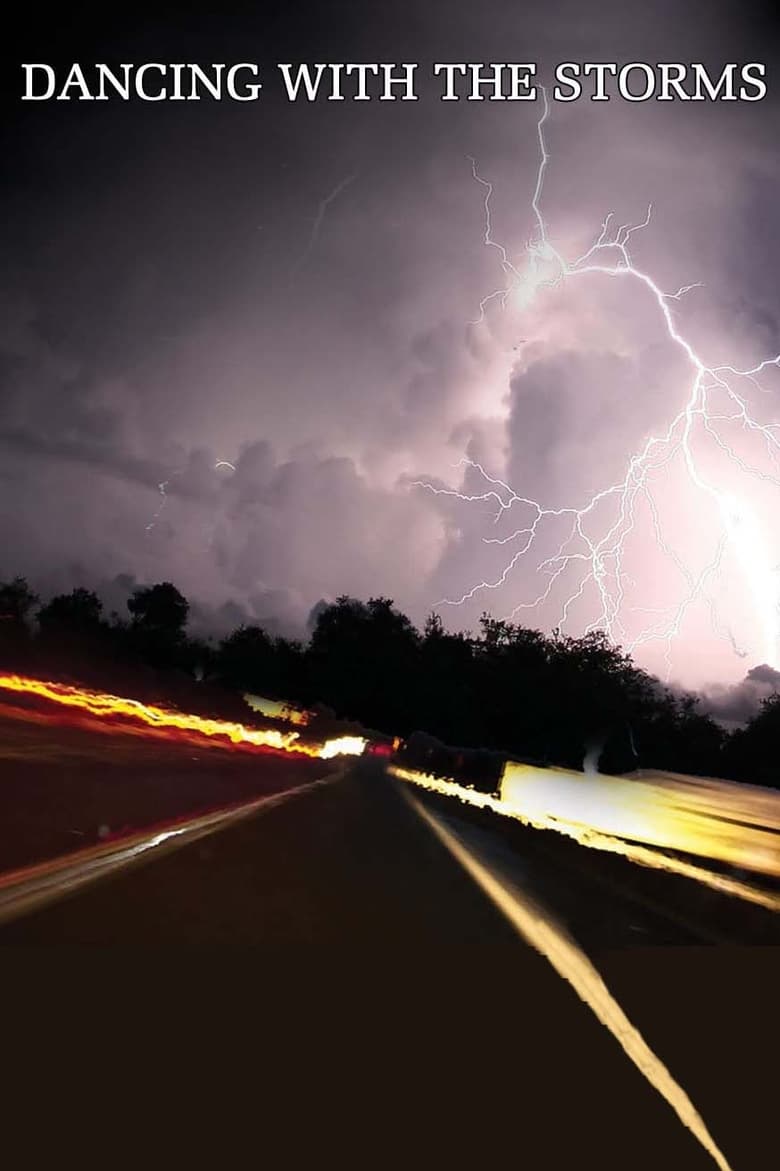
145,460,235,540
291,172,357,280
145,475,177,534
415,89,780,677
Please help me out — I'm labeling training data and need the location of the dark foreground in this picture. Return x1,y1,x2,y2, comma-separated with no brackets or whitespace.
1,761,776,1170
0,696,776,1170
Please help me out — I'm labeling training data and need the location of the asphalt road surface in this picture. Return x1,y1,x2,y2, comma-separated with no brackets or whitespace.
1,759,774,1171
0,695,776,1171
0,695,334,871
0,757,722,948
0,762,519,945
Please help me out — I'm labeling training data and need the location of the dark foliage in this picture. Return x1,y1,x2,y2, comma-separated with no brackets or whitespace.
38,588,103,635
0,573,775,786
722,694,780,787
0,576,39,668
126,582,190,670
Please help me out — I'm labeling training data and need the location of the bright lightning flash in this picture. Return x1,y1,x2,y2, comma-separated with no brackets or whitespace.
415,90,780,677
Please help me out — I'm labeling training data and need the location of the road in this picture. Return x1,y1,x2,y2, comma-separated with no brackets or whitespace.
0,761,514,945
0,752,730,948
0,694,334,872
0,759,775,1170
0,694,776,1170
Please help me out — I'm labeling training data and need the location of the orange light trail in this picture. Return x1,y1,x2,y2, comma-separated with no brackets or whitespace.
242,692,313,726
0,674,366,760
390,764,780,912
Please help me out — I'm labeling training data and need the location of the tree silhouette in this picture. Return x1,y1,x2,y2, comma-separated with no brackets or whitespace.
128,582,189,633
0,577,39,624
126,582,190,671
474,615,552,758
36,587,107,676
308,596,420,730
217,625,278,693
0,576,39,665
0,565,765,785
418,613,476,745
723,693,780,787
38,588,103,635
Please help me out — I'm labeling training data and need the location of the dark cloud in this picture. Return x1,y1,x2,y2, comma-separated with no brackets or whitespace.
2,0,780,689
700,664,780,727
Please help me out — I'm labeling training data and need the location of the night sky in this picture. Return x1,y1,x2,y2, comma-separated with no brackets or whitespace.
3,0,780,714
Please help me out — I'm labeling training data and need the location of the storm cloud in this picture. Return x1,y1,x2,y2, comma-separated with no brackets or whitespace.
3,0,780,684
701,663,780,727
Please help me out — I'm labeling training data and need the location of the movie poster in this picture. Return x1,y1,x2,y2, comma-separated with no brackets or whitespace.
1,5,777,1167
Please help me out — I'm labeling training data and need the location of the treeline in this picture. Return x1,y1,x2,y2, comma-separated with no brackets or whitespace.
0,575,778,787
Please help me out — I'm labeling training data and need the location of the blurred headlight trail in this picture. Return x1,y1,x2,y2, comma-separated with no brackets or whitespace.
389,765,780,912
0,673,367,761
319,736,369,759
